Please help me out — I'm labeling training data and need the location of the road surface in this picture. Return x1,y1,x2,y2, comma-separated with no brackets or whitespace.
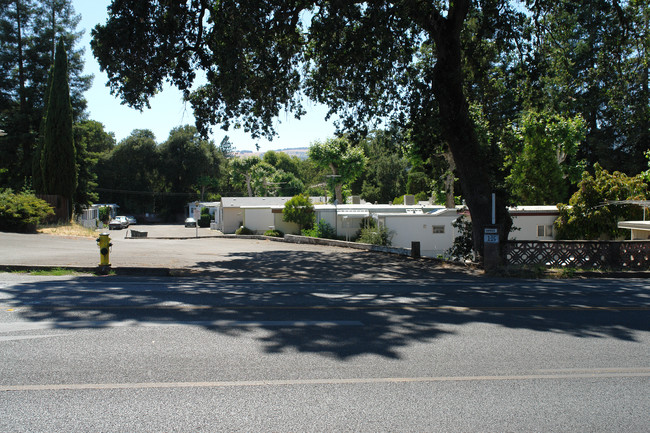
1,272,648,432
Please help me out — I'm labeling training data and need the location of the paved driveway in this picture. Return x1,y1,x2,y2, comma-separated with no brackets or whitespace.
0,227,473,279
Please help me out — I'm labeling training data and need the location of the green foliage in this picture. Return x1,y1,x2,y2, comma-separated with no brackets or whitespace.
447,215,475,261
505,111,586,205
40,38,76,217
90,0,650,250
554,164,648,240
198,207,211,228
0,0,91,190
0,189,54,233
96,129,160,215
263,229,284,237
282,194,314,230
356,129,409,204
73,120,115,213
98,206,110,224
235,226,254,235
357,226,392,247
307,137,367,204
229,156,262,197
301,220,337,240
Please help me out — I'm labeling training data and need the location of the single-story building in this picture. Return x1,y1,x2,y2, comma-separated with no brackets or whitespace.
508,206,560,240
617,221,650,240
219,197,294,233
375,207,461,257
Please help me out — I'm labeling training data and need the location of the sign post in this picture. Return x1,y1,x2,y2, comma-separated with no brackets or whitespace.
193,202,200,238
483,226,501,270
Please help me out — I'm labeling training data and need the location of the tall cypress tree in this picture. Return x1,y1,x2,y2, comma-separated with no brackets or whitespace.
40,37,76,218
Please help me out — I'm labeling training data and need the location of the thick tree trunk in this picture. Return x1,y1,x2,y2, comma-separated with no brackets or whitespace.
427,1,510,258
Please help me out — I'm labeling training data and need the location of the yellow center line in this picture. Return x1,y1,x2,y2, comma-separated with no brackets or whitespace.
3,369,649,392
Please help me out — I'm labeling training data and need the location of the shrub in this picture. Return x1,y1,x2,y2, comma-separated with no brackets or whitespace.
357,226,392,246
98,206,111,224
447,215,475,261
235,226,254,235
283,194,315,230
263,229,284,237
0,189,55,233
301,220,337,239
198,207,212,228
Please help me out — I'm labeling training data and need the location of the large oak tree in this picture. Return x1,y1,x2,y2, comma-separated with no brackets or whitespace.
90,1,542,255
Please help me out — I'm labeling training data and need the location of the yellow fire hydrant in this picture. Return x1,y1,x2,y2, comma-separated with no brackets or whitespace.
96,232,112,269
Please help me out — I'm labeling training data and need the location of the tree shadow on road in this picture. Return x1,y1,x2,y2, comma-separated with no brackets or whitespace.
2,251,649,360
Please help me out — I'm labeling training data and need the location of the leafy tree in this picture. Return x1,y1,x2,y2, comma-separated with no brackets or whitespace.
230,156,262,197
505,111,586,205
554,164,648,240
91,1,650,254
270,170,305,197
90,0,522,255
355,129,409,204
282,194,314,231
522,0,650,174
39,38,76,218
72,120,115,213
308,137,366,204
96,129,160,215
158,125,224,216
263,150,301,177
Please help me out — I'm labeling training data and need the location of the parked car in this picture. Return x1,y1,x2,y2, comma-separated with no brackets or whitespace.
109,216,129,230
125,216,137,225
184,217,197,228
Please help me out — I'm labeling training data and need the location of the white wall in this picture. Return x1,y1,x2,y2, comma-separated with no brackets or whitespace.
222,208,244,233
378,213,459,258
509,214,558,240
243,208,275,234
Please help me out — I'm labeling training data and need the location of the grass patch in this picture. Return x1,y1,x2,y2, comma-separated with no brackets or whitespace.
29,267,84,276
38,221,97,238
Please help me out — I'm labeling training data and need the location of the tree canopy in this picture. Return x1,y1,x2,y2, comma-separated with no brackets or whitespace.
91,0,649,254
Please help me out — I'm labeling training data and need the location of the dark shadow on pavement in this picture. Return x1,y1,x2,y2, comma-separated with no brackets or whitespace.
2,268,649,360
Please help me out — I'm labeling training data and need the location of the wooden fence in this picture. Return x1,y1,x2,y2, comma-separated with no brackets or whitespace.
503,240,650,270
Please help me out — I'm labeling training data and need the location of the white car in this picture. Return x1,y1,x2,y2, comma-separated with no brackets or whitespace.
109,216,129,230
184,217,197,228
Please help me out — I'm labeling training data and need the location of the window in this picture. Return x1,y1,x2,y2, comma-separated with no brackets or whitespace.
432,225,445,234
537,225,553,237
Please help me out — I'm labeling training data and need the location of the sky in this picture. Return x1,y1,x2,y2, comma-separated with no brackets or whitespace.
74,0,337,152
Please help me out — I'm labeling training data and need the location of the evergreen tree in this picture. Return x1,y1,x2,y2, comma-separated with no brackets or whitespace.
40,37,76,218
0,0,90,189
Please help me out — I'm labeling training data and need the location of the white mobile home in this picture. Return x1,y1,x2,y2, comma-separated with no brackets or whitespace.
375,208,462,257
220,197,293,233
508,206,560,240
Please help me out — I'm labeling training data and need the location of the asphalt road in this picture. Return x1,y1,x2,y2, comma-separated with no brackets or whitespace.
1,272,649,432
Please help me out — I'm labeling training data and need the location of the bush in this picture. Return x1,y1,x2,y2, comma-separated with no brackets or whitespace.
235,226,254,235
357,226,392,246
263,229,284,237
283,194,315,230
198,207,212,228
0,189,55,233
447,215,475,261
98,206,111,224
301,220,337,239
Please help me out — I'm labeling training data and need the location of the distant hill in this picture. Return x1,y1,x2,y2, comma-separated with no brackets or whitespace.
233,147,309,160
